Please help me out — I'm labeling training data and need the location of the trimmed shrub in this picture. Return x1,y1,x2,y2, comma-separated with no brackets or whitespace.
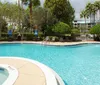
71,28,80,36
0,37,8,41
90,24,100,34
90,24,100,41
52,22,71,35
71,28,80,41
23,33,34,41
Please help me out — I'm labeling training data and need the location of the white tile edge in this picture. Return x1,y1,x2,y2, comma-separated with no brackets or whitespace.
0,64,18,85
0,57,65,85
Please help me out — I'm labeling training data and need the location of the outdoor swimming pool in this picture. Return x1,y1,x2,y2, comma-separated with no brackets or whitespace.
0,67,8,85
0,43,100,85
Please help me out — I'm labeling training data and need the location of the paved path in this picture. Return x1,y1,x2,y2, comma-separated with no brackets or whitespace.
0,41,100,46
0,58,46,85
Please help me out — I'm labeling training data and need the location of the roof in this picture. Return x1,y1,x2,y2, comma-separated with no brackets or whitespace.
73,20,99,24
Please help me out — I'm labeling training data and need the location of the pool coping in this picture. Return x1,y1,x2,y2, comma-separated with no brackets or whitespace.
0,57,60,85
0,64,18,85
0,41,100,46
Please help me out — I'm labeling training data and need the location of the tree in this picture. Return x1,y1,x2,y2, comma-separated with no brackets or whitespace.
52,22,71,35
90,24,100,35
22,0,40,27
0,17,7,37
80,10,89,26
80,9,89,33
85,2,96,23
90,24,100,41
0,1,27,37
22,7,58,34
44,0,75,26
71,28,80,36
71,28,80,41
94,1,100,20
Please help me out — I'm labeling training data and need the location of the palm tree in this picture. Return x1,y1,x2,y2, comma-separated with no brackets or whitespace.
94,1,100,20
80,10,89,33
21,0,40,27
85,2,96,23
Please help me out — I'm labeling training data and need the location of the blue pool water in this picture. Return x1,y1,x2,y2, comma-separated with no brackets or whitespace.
0,68,9,85
0,43,100,85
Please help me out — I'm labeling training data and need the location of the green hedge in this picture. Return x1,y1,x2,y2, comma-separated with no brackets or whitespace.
0,37,8,41
52,22,71,34
0,32,44,41
90,24,100,41
90,24,100,34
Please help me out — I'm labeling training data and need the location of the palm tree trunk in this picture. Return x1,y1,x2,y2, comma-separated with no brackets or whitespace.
21,2,24,40
0,24,1,38
85,18,86,29
90,14,91,24
85,17,87,33
85,17,87,40
99,9,100,20
94,13,96,24
18,0,21,29
29,0,32,29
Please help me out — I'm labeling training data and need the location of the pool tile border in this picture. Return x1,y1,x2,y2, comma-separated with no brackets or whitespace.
0,57,59,85
0,41,100,46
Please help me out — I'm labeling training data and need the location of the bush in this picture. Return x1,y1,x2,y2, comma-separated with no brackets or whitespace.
37,32,44,41
52,22,71,35
8,25,13,30
13,33,18,40
71,28,80,41
43,26,54,36
0,32,44,41
71,28,80,36
1,33,18,41
1,33,8,37
23,32,44,41
90,24,100,41
38,32,44,38
0,17,8,33
90,24,100,34
0,37,8,41
23,33,34,41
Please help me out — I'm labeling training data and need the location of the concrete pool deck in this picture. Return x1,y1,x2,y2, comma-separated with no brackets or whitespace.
0,58,46,85
0,41,100,46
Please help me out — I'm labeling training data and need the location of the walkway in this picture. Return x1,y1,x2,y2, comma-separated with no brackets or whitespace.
0,58,46,85
0,41,99,46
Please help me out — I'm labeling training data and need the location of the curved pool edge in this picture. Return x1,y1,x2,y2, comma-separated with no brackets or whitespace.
0,57,65,85
0,41,100,46
0,64,18,85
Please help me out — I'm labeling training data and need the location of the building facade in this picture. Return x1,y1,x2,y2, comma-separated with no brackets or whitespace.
73,20,99,33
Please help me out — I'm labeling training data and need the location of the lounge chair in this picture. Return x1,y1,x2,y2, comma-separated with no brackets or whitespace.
52,37,56,42
42,36,50,45
59,37,64,42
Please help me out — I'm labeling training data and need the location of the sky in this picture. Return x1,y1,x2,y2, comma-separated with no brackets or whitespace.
1,0,95,20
